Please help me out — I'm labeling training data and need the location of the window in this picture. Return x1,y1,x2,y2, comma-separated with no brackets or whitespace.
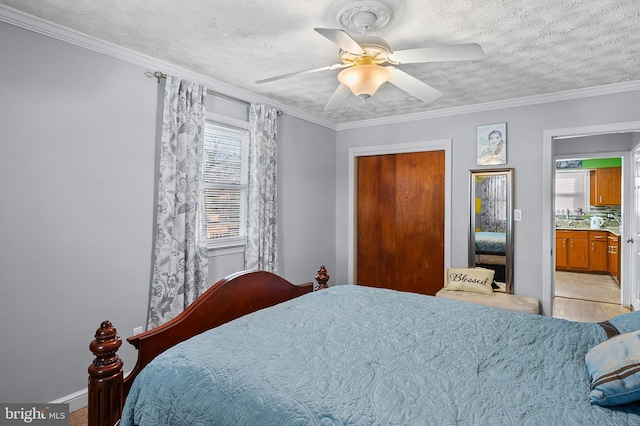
555,169,589,213
203,123,249,248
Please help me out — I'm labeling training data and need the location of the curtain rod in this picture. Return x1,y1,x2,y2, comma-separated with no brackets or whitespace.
145,70,167,80
145,70,282,116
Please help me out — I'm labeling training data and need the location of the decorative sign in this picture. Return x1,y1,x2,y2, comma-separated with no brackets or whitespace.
556,160,583,169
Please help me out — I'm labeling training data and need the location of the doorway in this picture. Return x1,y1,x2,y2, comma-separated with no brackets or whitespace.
552,156,624,319
541,122,640,317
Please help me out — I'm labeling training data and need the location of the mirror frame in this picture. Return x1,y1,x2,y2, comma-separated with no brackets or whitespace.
469,168,514,294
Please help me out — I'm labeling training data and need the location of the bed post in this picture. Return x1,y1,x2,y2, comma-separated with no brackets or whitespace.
315,265,330,290
88,321,124,426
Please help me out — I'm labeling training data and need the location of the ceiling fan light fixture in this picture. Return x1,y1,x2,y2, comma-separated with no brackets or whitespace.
337,1,394,33
338,64,390,99
351,11,377,31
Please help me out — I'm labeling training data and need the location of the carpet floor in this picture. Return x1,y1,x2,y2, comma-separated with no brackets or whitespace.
69,407,87,426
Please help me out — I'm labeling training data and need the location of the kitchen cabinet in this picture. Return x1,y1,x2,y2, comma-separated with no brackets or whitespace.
556,230,589,270
556,236,568,268
556,229,621,279
608,234,620,283
590,167,621,206
589,231,608,272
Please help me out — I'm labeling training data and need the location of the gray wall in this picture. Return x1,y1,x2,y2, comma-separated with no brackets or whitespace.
334,92,640,314
1,22,157,404
278,114,337,284
555,133,636,155
0,21,336,405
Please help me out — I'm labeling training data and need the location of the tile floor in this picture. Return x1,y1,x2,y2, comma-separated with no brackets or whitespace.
553,271,630,322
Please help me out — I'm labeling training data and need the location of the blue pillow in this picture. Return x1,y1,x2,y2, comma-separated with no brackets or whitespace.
585,330,640,406
609,310,640,334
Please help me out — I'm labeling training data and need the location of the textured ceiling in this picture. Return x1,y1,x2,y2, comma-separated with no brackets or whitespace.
2,0,639,125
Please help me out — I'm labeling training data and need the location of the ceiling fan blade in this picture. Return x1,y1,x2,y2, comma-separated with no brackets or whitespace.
388,43,484,64
324,84,352,110
256,63,351,84
386,67,442,103
314,28,365,55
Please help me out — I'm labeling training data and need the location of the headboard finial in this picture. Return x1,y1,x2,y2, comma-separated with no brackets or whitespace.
315,265,330,290
88,321,124,426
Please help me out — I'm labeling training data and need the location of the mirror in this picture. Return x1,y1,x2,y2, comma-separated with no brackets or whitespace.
469,169,514,293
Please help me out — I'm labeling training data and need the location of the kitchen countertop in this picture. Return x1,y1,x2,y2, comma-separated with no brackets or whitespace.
555,226,621,236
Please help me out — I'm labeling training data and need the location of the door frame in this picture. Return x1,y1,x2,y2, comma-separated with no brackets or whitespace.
631,148,640,311
347,139,452,284
542,121,640,316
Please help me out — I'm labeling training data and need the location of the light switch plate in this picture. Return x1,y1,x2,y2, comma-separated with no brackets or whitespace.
514,209,522,221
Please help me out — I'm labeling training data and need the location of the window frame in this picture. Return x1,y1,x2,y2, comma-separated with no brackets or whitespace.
555,169,590,214
203,117,250,252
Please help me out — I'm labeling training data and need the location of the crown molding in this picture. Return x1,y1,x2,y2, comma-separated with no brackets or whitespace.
336,80,640,131
2,4,639,133
0,5,337,130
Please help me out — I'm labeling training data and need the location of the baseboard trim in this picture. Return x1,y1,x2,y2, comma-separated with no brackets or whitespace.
50,370,133,413
49,389,86,413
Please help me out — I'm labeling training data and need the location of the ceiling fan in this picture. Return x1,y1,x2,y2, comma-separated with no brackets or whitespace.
256,25,483,110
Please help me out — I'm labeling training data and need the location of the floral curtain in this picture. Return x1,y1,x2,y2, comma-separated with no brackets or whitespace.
478,175,507,232
147,76,209,329
245,104,279,273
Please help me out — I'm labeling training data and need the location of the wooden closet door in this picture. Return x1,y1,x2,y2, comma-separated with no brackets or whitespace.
357,150,445,295
357,154,397,289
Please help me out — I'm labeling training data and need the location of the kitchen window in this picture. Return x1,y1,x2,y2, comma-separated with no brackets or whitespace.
555,169,589,213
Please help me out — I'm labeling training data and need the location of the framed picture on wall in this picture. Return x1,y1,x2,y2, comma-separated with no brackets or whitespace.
477,122,507,165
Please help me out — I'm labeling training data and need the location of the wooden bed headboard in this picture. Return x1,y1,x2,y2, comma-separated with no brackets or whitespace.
88,266,329,426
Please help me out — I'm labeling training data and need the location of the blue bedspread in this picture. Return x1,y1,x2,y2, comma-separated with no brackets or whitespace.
121,285,640,425
475,231,506,253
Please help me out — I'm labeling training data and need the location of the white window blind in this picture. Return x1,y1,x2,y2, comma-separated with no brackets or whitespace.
203,123,249,248
555,170,589,212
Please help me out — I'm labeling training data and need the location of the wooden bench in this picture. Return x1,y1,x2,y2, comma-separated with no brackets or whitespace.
435,288,540,315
